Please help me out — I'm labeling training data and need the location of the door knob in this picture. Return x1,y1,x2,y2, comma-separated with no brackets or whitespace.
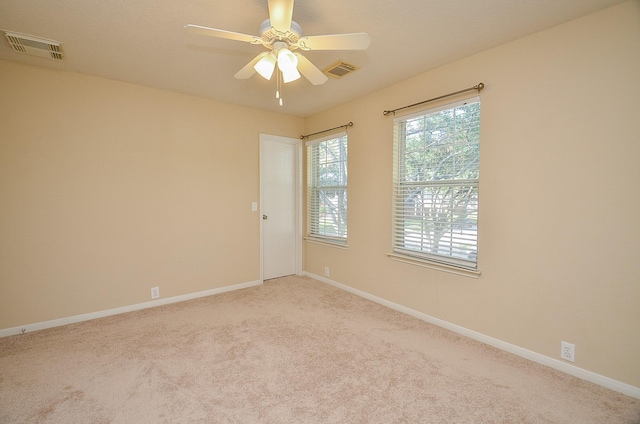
262,215,268,220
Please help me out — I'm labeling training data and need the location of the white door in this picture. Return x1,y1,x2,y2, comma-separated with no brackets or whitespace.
260,134,301,280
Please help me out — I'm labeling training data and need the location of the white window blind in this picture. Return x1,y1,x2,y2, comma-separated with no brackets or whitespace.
307,132,348,245
392,97,480,269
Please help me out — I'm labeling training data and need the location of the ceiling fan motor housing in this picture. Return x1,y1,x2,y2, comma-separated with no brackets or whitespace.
259,19,302,49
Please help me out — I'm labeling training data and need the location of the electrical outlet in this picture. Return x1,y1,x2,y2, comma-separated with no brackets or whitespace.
561,341,575,362
324,266,330,277
151,287,160,299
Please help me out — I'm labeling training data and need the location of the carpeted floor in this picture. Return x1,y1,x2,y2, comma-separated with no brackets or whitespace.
1,275,639,423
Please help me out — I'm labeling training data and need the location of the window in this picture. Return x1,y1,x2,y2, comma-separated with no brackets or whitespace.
307,132,348,245
392,97,480,269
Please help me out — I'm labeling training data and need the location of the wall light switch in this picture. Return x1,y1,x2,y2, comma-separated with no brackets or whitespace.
251,202,258,212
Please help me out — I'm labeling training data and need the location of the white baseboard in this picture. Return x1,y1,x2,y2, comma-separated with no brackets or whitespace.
303,272,640,399
0,279,262,339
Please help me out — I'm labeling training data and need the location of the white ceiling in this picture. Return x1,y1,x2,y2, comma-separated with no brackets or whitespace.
0,0,627,117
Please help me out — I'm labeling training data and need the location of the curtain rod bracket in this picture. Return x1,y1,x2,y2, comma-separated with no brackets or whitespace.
301,121,353,139
383,82,484,116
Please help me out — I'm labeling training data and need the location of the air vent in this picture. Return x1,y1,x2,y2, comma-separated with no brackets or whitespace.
2,31,64,60
323,61,358,79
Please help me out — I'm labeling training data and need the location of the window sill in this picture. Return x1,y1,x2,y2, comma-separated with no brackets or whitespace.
304,237,349,250
387,252,481,279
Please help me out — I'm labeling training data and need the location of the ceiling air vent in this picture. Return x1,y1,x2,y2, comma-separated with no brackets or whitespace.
323,61,358,79
2,31,64,60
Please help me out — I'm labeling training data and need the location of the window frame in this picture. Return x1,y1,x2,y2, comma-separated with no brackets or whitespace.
306,131,348,247
390,96,481,275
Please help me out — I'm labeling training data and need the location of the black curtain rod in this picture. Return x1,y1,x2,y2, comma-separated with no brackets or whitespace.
300,122,353,140
383,83,485,116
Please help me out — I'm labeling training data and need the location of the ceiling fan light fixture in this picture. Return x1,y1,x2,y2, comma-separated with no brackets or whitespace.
254,53,277,80
277,47,300,83
281,67,301,83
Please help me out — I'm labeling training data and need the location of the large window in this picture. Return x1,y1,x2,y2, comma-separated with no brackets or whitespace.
392,97,480,269
307,132,348,245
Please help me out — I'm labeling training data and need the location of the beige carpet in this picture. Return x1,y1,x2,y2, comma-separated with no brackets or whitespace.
1,275,639,423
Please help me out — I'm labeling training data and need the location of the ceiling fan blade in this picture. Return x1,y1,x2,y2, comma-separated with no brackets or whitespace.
234,52,270,79
268,0,294,33
184,24,262,44
297,33,371,51
295,53,328,86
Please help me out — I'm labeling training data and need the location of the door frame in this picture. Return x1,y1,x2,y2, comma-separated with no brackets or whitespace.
259,133,303,282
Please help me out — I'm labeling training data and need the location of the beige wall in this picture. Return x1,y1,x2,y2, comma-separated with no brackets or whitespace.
304,1,640,387
0,60,302,328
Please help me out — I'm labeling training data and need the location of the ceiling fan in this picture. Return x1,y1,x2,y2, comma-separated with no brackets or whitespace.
184,0,371,92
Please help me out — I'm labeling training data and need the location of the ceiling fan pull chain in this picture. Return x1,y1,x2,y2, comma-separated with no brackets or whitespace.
277,69,284,106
